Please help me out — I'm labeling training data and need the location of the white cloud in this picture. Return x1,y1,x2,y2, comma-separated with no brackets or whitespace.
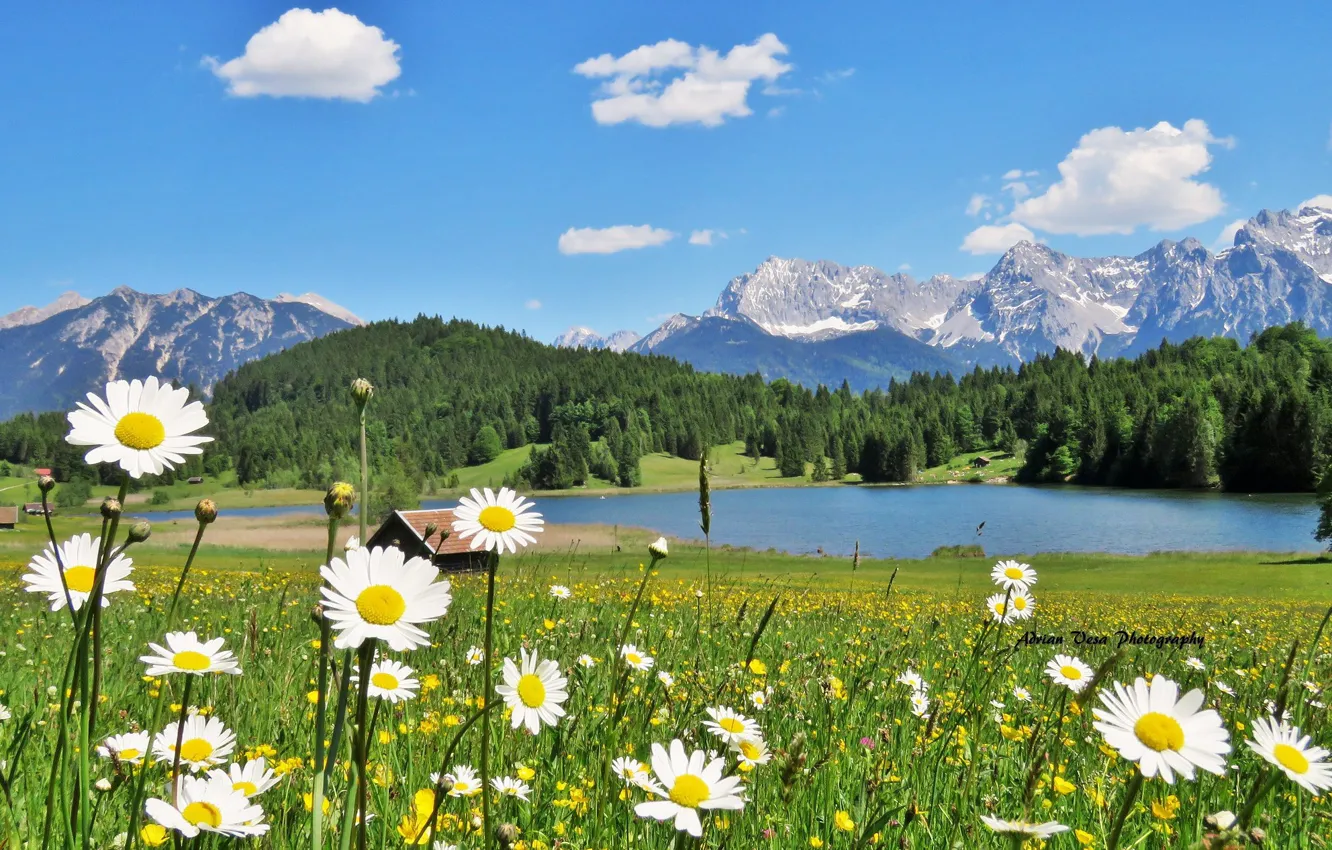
1300,194,1332,211
897,263,911,271
817,68,855,83
524,299,542,310
767,106,786,119
1002,168,1038,181
203,8,400,102
1003,181,1031,200
1009,119,1232,236
689,229,727,246
960,222,1036,255
965,193,991,217
573,34,792,127
558,225,676,255
1214,218,1247,248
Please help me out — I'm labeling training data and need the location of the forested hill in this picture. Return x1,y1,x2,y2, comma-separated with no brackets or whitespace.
3,317,1332,496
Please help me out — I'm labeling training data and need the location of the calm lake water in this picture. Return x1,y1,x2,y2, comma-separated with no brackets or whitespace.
138,484,1322,559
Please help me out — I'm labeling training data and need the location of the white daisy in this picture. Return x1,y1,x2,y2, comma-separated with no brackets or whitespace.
319,546,452,652
1092,675,1230,783
703,707,762,746
634,739,745,838
1215,681,1235,697
657,671,675,688
140,632,241,677
466,646,485,666
980,816,1069,839
1246,716,1332,795
910,692,930,718
1045,654,1093,693
1007,590,1035,620
1013,687,1032,702
991,560,1037,591
451,487,543,554
649,537,669,559
144,774,267,838
612,757,653,787
66,377,212,479
749,690,767,710
98,731,150,764
985,592,1017,624
577,654,596,668
152,715,237,772
22,533,135,612
0,705,9,722
444,765,482,797
366,659,419,703
344,535,360,553
733,737,771,768
549,585,572,600
208,758,280,797
490,776,532,801
494,647,568,735
896,669,926,691
1185,657,1206,672
621,644,654,671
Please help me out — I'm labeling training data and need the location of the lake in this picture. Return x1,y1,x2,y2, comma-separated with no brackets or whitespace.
137,484,1322,559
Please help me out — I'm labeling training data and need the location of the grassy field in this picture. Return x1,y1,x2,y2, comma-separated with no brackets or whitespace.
0,510,1328,848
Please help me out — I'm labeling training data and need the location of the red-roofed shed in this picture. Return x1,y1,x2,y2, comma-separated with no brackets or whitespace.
365,509,487,572
34,468,52,476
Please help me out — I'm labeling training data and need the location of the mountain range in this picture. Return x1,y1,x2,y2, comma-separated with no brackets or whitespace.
557,205,1332,391
0,287,360,418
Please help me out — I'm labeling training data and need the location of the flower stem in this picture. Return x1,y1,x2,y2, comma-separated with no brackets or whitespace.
481,549,499,850
312,513,339,850
168,675,195,806
1106,770,1144,850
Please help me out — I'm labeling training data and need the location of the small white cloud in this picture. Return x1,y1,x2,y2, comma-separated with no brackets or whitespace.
960,222,1037,255
817,68,855,83
525,299,542,310
897,263,911,271
1002,168,1039,180
965,193,991,217
762,83,801,96
1300,194,1332,211
689,229,726,246
767,106,786,118
1214,218,1247,248
573,34,792,127
203,8,401,102
558,225,676,255
1010,119,1232,236
1003,181,1031,201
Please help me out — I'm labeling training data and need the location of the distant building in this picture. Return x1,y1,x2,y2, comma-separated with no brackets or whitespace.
188,477,204,484
24,503,53,516
972,456,992,467
33,468,52,477
0,506,16,530
366,509,487,572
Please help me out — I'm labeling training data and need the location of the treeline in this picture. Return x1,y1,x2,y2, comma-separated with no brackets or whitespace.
3,317,1331,496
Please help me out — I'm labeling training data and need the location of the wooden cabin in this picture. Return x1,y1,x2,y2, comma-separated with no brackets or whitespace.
366,509,487,572
24,503,52,517
972,456,992,468
0,506,16,530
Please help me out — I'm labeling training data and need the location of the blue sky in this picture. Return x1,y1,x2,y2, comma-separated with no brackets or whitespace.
1,2,1329,341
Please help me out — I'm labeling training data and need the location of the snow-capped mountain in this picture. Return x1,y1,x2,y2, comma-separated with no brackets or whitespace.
0,287,356,418
631,205,1332,377
553,326,641,352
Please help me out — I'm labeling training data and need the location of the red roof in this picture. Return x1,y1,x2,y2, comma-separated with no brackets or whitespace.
34,468,51,476
393,509,479,557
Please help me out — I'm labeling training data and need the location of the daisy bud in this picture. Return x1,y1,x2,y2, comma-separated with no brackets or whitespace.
101,498,122,519
311,604,324,625
127,521,152,544
38,475,55,493
495,823,519,849
324,482,355,519
423,522,438,540
194,498,217,525
648,537,669,559
434,774,455,794
350,378,375,409
94,778,113,792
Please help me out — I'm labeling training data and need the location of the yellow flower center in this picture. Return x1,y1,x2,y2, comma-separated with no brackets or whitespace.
1004,567,1024,580
355,585,406,626
992,603,1006,615
233,781,258,796
719,717,746,734
181,801,222,828
478,505,516,532
1273,743,1310,774
1012,596,1027,611
178,738,214,763
118,748,141,761
114,412,167,451
517,673,546,708
371,672,400,691
1133,712,1185,752
1060,665,1083,680
739,740,761,760
172,651,211,672
668,774,710,809
64,566,96,594
626,653,642,666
